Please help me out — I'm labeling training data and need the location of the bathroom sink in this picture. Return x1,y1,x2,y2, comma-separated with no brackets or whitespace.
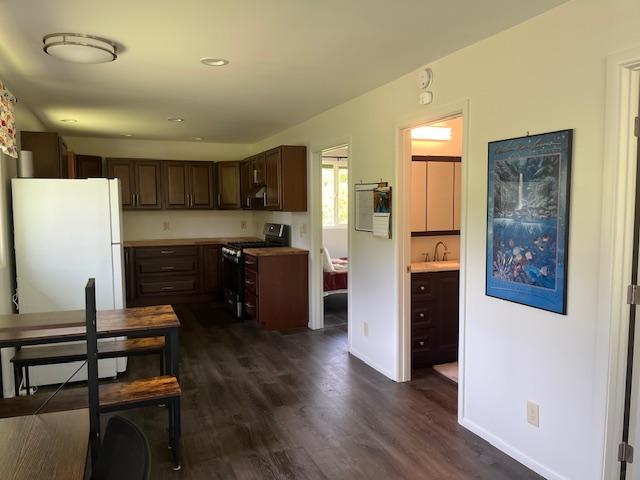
411,260,460,273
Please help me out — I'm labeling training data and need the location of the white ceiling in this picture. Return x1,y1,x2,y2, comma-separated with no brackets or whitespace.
0,0,566,143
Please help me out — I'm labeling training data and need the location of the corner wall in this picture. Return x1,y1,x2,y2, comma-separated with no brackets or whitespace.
248,0,640,477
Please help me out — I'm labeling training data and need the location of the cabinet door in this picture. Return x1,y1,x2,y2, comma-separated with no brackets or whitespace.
135,160,162,209
252,153,266,186
58,138,69,179
217,161,241,209
107,159,136,209
438,271,460,352
264,148,282,209
163,161,189,209
410,161,427,232
453,162,462,230
240,160,253,209
426,162,454,232
201,244,222,293
76,155,103,178
190,162,215,209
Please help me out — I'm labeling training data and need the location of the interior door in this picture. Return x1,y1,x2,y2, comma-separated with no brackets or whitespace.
620,92,640,480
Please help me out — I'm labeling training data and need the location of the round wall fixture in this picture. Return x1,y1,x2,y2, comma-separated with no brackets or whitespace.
417,67,433,89
43,33,117,64
200,57,229,67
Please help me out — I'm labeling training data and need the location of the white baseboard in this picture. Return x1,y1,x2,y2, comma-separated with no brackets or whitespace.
460,417,566,480
349,347,396,381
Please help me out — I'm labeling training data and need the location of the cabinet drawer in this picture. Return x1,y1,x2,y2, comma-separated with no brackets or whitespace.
412,329,437,352
136,257,197,275
137,277,197,296
244,292,258,320
244,268,258,294
411,305,436,325
244,254,258,272
411,274,436,299
135,246,198,258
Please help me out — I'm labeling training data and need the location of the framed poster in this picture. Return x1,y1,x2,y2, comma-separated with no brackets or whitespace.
486,129,573,314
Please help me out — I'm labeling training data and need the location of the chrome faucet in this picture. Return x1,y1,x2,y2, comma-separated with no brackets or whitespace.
433,241,448,262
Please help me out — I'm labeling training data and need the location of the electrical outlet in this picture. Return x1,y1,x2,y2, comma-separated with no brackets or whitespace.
241,220,247,230
300,223,307,237
527,401,540,427
162,221,170,231
363,322,369,337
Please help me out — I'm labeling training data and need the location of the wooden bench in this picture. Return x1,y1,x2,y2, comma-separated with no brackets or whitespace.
11,337,165,397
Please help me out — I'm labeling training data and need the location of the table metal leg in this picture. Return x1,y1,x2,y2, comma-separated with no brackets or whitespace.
171,397,181,470
13,364,20,397
25,367,30,396
167,329,180,381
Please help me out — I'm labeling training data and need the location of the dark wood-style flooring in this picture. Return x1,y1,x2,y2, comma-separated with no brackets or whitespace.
113,303,541,480
323,293,348,328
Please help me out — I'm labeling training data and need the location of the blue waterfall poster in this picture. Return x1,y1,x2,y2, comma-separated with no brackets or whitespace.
486,129,573,314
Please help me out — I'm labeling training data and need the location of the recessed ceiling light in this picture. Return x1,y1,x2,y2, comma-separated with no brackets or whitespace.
167,117,184,123
200,57,229,67
192,137,203,141
411,126,452,141
43,33,117,64
61,118,78,123
122,133,133,137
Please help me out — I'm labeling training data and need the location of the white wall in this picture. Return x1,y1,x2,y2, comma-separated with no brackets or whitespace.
323,227,348,258
64,136,256,240
248,1,640,478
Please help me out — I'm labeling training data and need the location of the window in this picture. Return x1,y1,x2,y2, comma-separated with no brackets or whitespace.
322,162,348,227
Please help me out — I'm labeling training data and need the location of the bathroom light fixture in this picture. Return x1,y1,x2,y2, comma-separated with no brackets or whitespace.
167,117,184,123
411,126,452,141
60,118,78,123
200,57,229,67
43,33,117,64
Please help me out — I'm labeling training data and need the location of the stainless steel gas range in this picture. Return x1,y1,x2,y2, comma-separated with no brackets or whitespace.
221,223,291,318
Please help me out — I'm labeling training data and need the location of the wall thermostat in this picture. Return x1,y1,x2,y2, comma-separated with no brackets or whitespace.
417,67,433,89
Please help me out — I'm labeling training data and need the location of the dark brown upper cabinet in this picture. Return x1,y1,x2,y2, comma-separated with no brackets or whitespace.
107,158,162,210
216,161,241,209
264,148,282,208
163,161,215,210
251,153,266,186
240,160,253,209
263,145,307,212
20,131,69,178
75,154,103,178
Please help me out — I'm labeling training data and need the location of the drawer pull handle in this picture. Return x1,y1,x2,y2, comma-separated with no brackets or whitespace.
419,340,425,346
419,313,425,318
419,286,425,291
161,266,175,271
245,261,256,265
160,250,175,255
161,286,175,291
245,303,255,309
245,280,255,285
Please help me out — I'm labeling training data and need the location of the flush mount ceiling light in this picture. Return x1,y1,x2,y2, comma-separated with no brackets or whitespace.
411,126,452,141
167,117,184,123
60,118,78,123
43,33,117,64
200,57,229,67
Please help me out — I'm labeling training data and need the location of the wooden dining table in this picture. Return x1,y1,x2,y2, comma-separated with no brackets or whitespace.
0,408,89,479
0,305,180,398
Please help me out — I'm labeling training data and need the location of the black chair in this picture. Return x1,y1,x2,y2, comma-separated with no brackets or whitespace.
92,415,151,480
85,278,182,472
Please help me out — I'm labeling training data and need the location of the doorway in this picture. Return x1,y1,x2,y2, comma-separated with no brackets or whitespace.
320,145,349,329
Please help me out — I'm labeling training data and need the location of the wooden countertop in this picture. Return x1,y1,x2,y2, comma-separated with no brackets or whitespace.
0,409,89,479
411,261,460,273
243,247,309,257
123,237,260,248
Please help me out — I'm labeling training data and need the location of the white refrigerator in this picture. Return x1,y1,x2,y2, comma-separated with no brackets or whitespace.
7,178,127,394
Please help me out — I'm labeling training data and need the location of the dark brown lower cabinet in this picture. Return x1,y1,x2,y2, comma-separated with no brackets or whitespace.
411,270,459,369
243,251,309,330
124,244,222,307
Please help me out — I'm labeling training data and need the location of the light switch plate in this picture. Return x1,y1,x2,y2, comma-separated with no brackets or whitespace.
241,220,247,230
363,322,369,337
162,221,170,231
527,401,540,427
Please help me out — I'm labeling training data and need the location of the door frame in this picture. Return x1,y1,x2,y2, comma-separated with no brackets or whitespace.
308,138,352,341
395,99,469,408
602,46,640,479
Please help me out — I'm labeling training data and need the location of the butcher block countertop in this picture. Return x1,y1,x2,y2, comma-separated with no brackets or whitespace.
244,247,309,257
123,237,260,248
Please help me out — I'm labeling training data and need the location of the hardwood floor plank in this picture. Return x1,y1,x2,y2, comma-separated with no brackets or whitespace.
108,303,542,479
